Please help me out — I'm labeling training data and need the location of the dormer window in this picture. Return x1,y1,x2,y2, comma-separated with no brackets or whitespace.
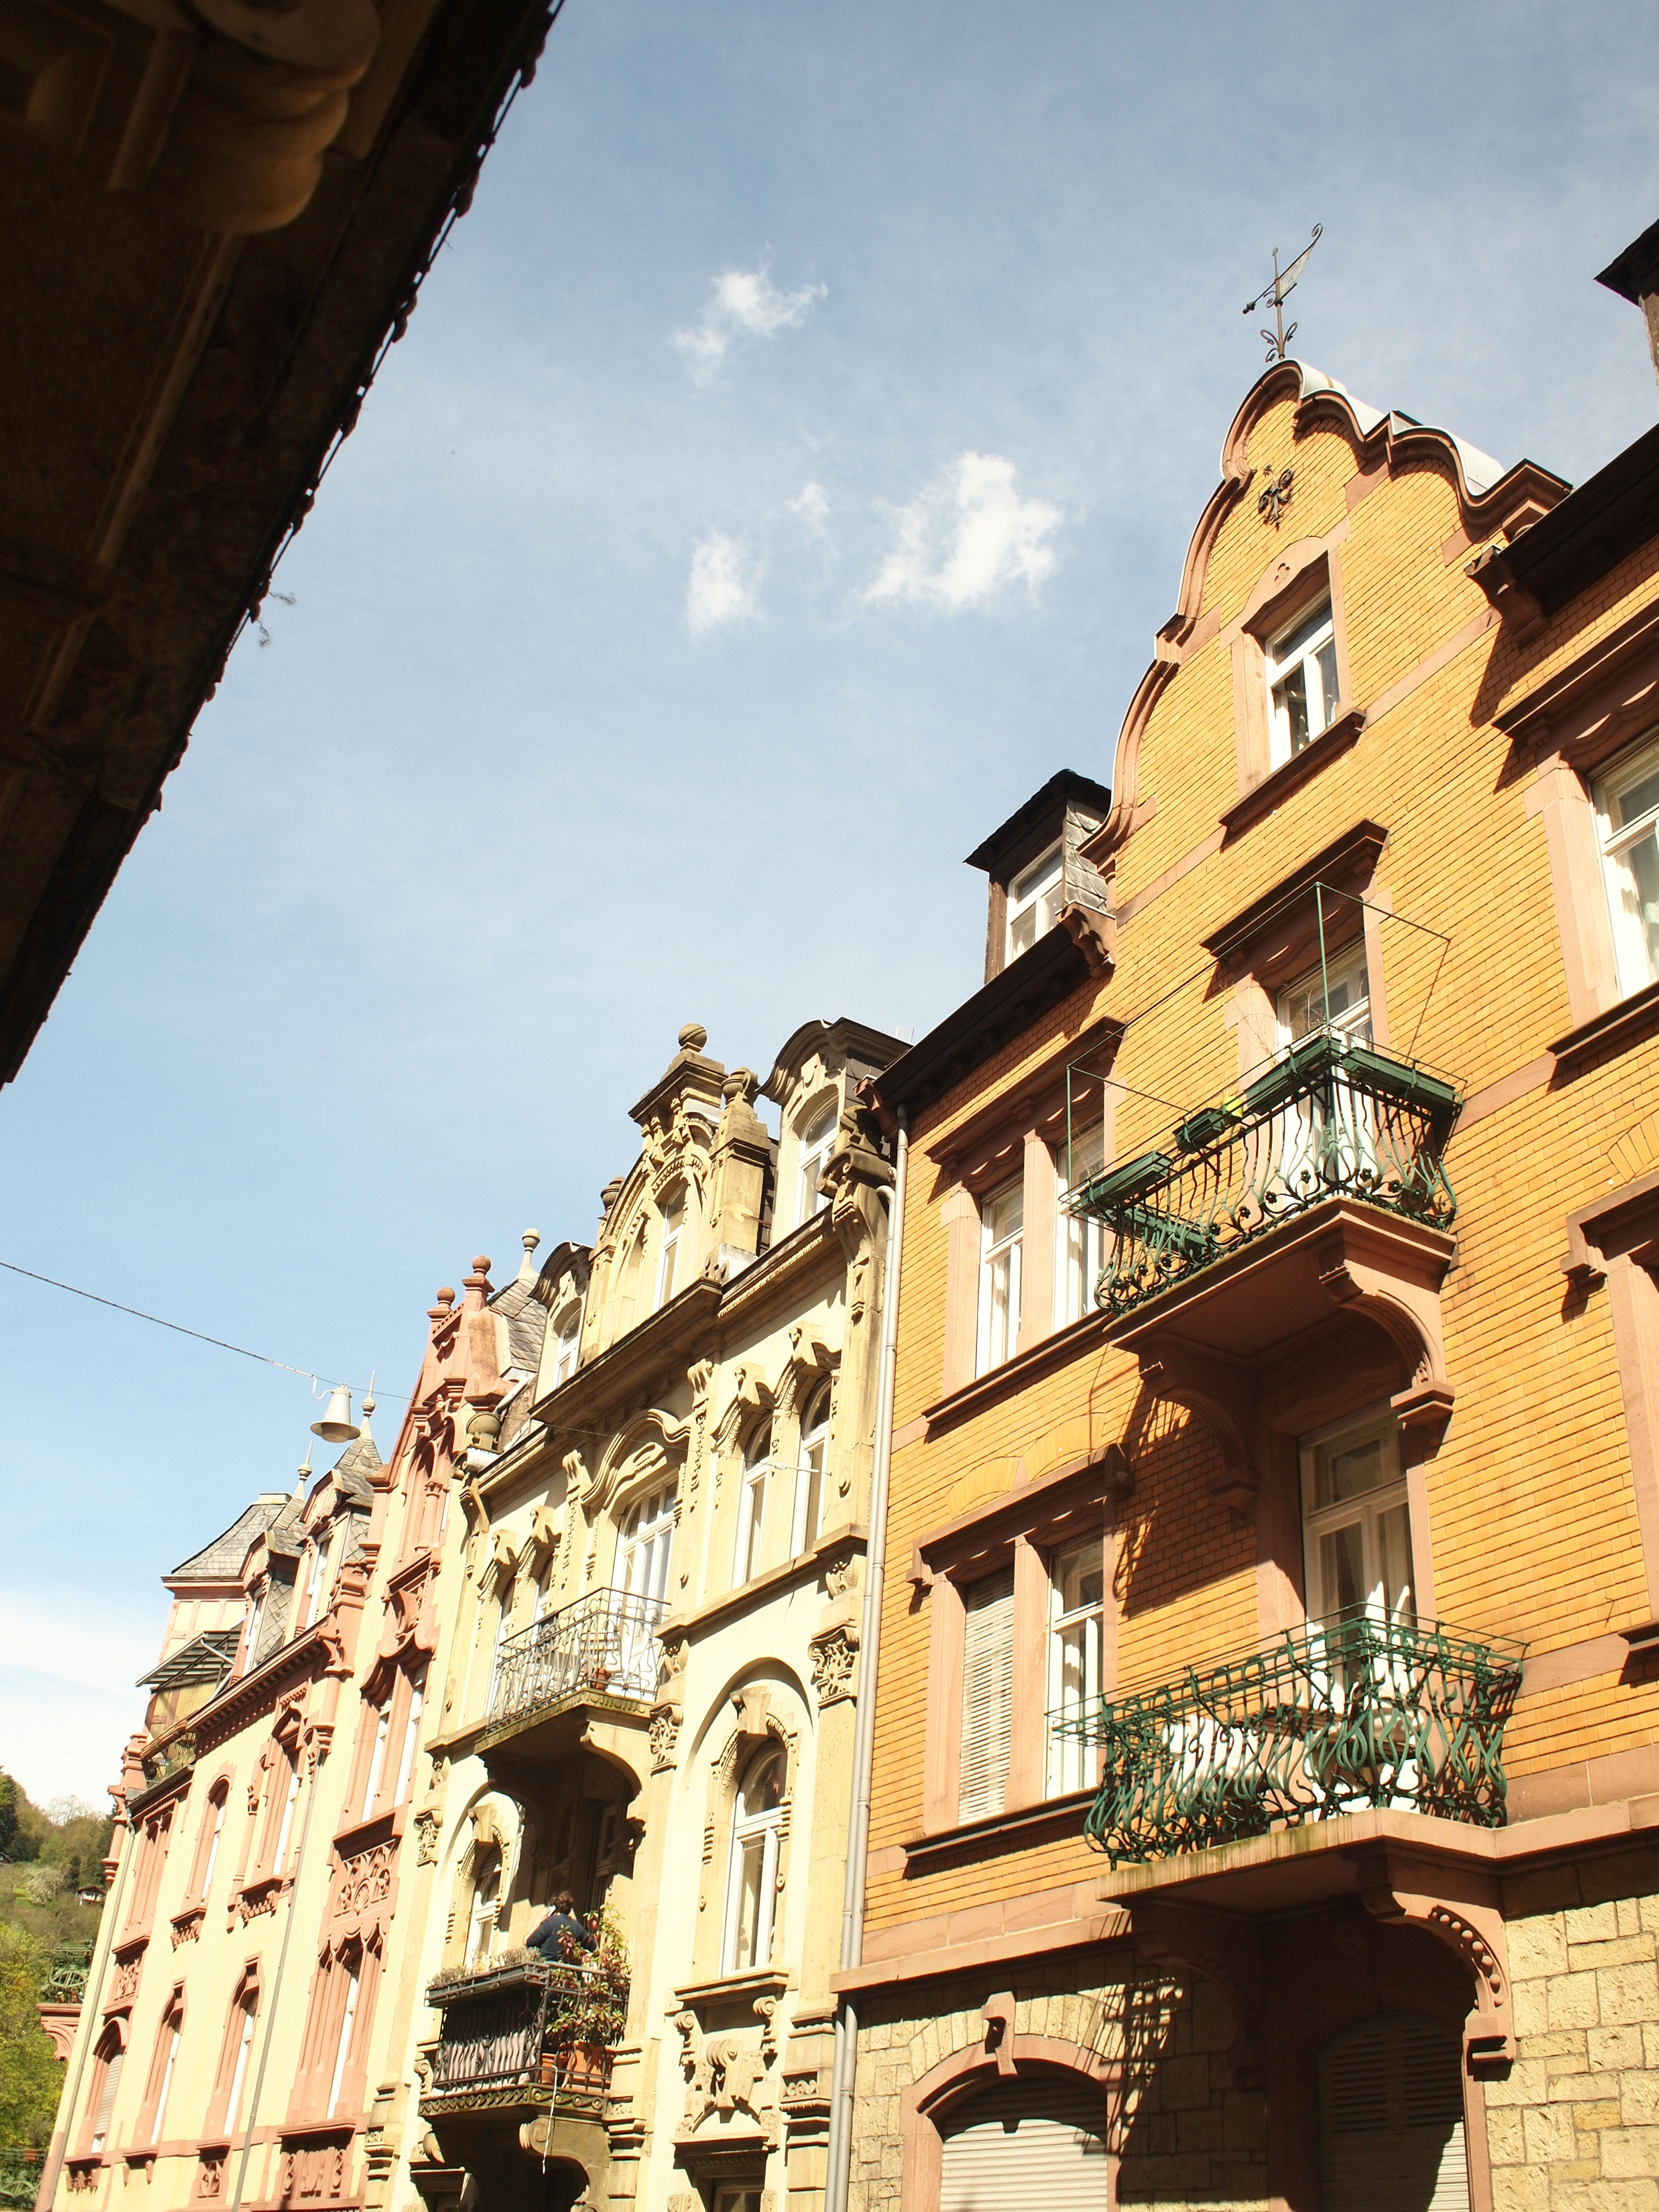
1266,597,1340,766
1006,842,1064,961
654,1202,682,1311
551,1308,581,1388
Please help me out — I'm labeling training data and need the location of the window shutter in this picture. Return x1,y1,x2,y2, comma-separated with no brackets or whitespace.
940,2075,1108,2211
1317,2012,1468,2212
957,1568,1015,1823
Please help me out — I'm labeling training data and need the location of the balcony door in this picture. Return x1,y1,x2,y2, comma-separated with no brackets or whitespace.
616,1481,675,1692
1274,938,1376,1199
1301,1415,1414,1625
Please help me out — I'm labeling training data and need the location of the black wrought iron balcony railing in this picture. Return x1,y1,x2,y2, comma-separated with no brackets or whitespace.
487,1586,665,1731
1067,1029,1459,1319
1062,1608,1525,1869
423,1958,623,2105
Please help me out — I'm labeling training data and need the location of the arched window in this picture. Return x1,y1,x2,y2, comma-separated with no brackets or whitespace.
797,1104,837,1226
84,2023,126,2153
139,1994,183,2145
220,1984,258,2137
1316,2011,1468,2212
325,1945,363,2117
791,1385,831,1554
465,1847,502,1968
551,1306,582,1389
734,1424,773,1586
267,1754,302,1876
939,2071,1107,2209
655,1201,683,1311
722,1745,785,1974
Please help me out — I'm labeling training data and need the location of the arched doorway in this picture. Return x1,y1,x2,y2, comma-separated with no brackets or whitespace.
1316,2011,1468,2212
938,2072,1109,2210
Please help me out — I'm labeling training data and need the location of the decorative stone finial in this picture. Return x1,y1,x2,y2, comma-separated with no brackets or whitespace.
523,1229,540,1256
723,1067,760,1105
434,1286,455,1310
471,1255,491,1277
679,1023,709,1052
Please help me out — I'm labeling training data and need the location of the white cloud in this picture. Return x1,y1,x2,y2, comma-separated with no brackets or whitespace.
674,266,826,379
0,1589,153,1805
686,531,761,636
866,451,1063,611
788,480,830,535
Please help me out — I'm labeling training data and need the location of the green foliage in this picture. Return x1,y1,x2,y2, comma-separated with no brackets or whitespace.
0,1924,62,2151
546,1905,629,2053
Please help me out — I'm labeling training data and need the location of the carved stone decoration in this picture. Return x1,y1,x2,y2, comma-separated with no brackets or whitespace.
649,1703,683,1773
823,1549,860,1598
332,1841,394,1923
1356,1852,1515,2069
413,1809,442,1867
808,1624,858,1707
754,1996,779,2060
679,2031,780,2150
197,2155,225,2199
108,1943,147,2008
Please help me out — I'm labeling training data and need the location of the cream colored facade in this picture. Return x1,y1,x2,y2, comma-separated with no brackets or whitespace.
402,1017,903,2212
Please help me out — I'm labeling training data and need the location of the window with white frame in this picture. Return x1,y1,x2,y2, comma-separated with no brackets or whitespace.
797,1104,837,1227
465,1848,502,1967
791,1383,831,1554
722,1745,785,1974
1006,842,1064,962
654,1202,683,1311
1056,1123,1106,1328
734,1422,773,1586
486,1578,517,1710
86,2026,125,2153
270,1754,302,1876
619,1483,675,1607
223,1990,257,2136
550,1308,582,1389
1595,733,1659,997
192,1782,227,1902
1276,937,1371,1048
147,2005,181,2143
1266,597,1341,766
1302,1416,1414,1624
392,1671,426,1805
1046,1537,1105,1796
241,1587,265,1677
977,1179,1024,1375
326,1948,363,2117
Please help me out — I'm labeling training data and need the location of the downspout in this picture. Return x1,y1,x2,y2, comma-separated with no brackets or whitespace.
226,1747,327,2212
36,1814,137,2212
824,1105,908,2212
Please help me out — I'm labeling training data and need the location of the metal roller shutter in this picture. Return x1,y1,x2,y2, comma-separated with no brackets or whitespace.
939,2074,1109,2211
1317,2012,1469,2212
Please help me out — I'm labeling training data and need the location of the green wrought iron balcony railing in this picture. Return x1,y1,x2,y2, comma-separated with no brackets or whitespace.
1067,1029,1459,1319
1062,1608,1525,1869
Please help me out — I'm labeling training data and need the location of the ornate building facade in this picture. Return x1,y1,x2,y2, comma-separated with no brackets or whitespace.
833,264,1659,2210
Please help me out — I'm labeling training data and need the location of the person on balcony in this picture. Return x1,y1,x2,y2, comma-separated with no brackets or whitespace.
527,1890,595,1962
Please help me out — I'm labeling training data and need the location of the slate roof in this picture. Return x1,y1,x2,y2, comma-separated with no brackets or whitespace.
491,1274,548,1376
169,1495,292,1582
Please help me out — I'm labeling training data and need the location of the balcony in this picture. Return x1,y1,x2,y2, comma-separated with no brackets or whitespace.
479,1587,665,1768
1069,1030,1458,1322
422,1956,623,2122
1064,1608,1524,1870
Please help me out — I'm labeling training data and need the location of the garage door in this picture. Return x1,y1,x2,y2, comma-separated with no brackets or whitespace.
939,2073,1109,2212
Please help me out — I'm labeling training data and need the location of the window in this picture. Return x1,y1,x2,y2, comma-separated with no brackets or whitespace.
1277,937,1371,1046
270,1757,301,1877
551,1310,581,1389
1596,733,1659,996
977,1180,1024,1375
654,1202,683,1311
465,1849,501,1967
1302,1418,1414,1623
86,2026,125,2153
392,1672,426,1806
358,1705,391,1824
141,2001,182,2145
797,1104,838,1225
734,1424,772,1586
791,1383,831,1554
619,1483,675,1607
192,1783,228,1901
241,1588,264,1677
1266,597,1341,766
722,1746,784,1974
223,1991,257,2136
325,1951,362,2117
1046,1538,1105,1796
1007,842,1064,961
713,2190,763,2212
1056,1123,1106,1328
957,1567,1015,1822
1317,2012,1468,2212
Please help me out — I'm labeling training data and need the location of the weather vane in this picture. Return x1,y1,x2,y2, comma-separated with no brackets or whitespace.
1243,225,1322,362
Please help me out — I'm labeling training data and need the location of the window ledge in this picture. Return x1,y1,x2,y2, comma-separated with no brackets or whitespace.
658,1523,867,1644
673,1967,791,2009
1219,705,1364,842
917,1309,1109,1440
1548,976,1659,1068
331,1802,404,1856
903,1790,1094,1872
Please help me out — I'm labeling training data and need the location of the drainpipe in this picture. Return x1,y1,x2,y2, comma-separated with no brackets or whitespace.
227,1748,327,2212
36,1814,137,2212
825,1106,908,2212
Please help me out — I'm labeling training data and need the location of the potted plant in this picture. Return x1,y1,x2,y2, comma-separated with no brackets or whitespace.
540,1908,629,2094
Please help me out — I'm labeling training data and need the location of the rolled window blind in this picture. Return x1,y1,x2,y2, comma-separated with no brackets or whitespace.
958,1567,1015,1822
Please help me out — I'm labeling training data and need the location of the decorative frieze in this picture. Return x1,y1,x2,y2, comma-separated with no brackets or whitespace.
807,1624,858,1707
332,1840,395,1923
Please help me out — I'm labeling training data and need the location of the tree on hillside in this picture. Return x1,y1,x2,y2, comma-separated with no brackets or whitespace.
0,1925,61,2149
0,1776,15,1860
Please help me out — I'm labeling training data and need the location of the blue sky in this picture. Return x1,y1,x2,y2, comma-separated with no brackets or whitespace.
4,0,1658,1805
